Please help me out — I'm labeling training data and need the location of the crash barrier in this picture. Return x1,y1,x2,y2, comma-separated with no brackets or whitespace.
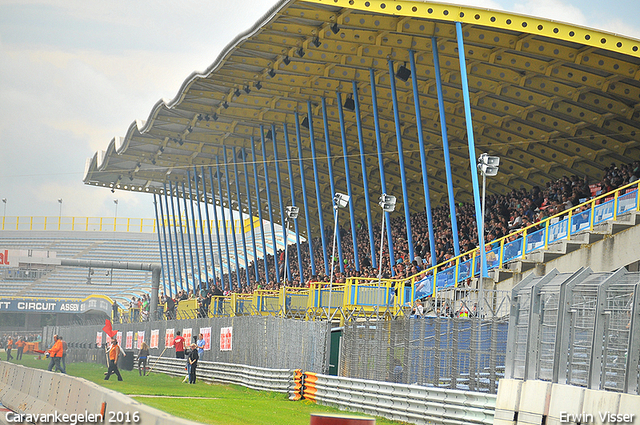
505,267,640,394
144,356,294,395
494,379,640,425
0,362,202,425
297,372,496,425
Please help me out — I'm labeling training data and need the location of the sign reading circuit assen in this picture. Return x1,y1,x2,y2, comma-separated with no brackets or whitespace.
0,297,111,314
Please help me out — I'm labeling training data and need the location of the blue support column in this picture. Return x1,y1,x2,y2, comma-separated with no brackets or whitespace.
270,124,291,282
294,112,316,276
369,69,396,273
260,125,280,283
168,181,184,290
388,59,415,263
181,182,197,293
233,146,251,288
456,22,488,277
352,81,377,270
208,166,225,288
161,186,179,295
193,167,209,289
186,171,202,289
283,123,304,284
336,91,360,272
222,149,242,289
432,36,461,258
321,98,345,273
216,159,234,291
153,193,168,297
241,148,260,283
408,50,437,267
201,167,217,289
251,138,270,284
307,101,330,275
174,182,190,290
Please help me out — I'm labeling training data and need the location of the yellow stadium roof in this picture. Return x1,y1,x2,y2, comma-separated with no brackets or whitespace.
84,0,640,234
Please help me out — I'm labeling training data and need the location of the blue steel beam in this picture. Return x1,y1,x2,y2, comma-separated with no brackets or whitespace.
153,193,168,297
307,101,330,275
232,146,251,287
352,81,377,270
168,181,184,290
208,166,226,289
321,97,344,273
181,181,197,293
250,137,270,284
369,69,396,274
161,186,179,296
456,22,488,277
260,126,280,283
388,59,415,263
222,148,242,289
294,112,316,277
201,166,217,289
283,123,304,284
216,158,234,291
432,36,461,258
241,148,260,283
408,50,437,267
186,171,202,289
193,167,209,290
270,124,291,281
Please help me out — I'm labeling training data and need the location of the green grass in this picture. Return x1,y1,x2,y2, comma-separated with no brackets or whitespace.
5,355,409,425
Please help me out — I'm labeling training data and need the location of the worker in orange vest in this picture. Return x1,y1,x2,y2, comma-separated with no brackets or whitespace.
15,338,25,360
46,335,64,373
104,338,123,381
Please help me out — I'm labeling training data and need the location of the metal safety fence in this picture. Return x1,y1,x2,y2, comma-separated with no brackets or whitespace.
505,267,640,394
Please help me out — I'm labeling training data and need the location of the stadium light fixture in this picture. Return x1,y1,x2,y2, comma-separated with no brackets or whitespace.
377,193,396,279
58,198,63,219
330,23,340,34
268,68,276,78
296,47,305,57
343,94,355,112
311,37,321,48
254,81,262,90
396,63,411,82
234,88,241,97
2,198,6,220
301,116,309,129
283,206,300,285
328,193,349,316
333,192,350,209
283,56,291,66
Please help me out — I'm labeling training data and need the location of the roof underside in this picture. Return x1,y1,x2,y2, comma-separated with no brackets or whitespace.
84,0,640,236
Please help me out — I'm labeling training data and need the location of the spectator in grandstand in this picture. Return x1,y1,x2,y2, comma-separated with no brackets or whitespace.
138,341,149,376
5,337,13,361
112,301,119,324
15,337,25,361
104,338,123,381
188,343,199,384
46,335,64,373
174,331,185,359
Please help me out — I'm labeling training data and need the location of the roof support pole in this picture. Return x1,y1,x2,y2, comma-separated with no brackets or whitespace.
260,125,281,284
172,181,188,290
201,166,217,289
222,148,242,290
352,81,377,270
408,50,437,269
455,22,488,277
322,98,344,274
240,149,260,283
193,167,209,290
369,68,396,274
388,59,415,263
161,187,179,296
153,193,168,298
283,123,304,284
336,91,360,272
186,171,202,292
307,101,330,275
432,37,461,258
294,112,316,277
168,182,184,290
169,180,188,292
208,166,225,289
250,138,271,284
232,147,251,288
215,158,234,291
181,181,197,293
270,124,291,282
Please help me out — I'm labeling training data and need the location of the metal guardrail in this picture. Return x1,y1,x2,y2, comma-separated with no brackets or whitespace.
303,372,496,425
145,356,295,395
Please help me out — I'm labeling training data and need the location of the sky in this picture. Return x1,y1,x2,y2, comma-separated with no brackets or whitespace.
1,0,639,221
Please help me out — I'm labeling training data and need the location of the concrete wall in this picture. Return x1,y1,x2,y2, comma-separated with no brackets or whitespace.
0,362,202,425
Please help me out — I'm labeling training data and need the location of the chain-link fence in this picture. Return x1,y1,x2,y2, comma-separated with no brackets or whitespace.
45,315,329,373
506,267,640,395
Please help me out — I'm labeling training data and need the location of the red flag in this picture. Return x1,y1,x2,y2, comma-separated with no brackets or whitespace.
102,319,117,338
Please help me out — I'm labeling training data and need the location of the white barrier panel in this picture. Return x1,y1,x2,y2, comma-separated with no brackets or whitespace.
0,362,202,425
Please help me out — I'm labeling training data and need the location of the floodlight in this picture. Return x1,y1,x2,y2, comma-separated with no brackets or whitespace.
283,56,291,65
478,153,500,177
301,116,309,129
396,64,411,82
333,193,350,209
343,94,355,111
312,37,321,48
378,193,397,212
330,23,340,34
285,206,300,219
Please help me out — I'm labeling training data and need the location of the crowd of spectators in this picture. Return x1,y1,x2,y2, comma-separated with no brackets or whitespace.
0,333,41,349
160,161,639,304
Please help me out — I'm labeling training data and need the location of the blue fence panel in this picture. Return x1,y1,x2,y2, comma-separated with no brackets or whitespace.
502,238,523,263
414,276,433,300
548,218,568,244
594,199,615,225
617,189,638,215
457,258,472,284
486,245,500,271
525,227,546,254
571,210,591,234
436,265,456,289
